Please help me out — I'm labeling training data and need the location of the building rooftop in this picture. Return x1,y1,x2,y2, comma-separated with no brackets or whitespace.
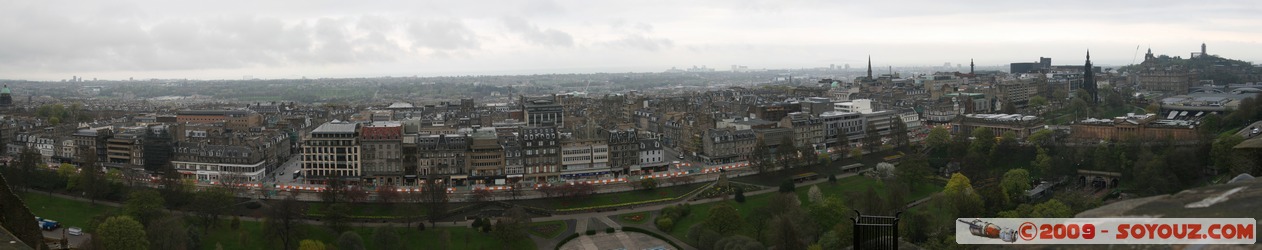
312,122,358,134
176,110,254,116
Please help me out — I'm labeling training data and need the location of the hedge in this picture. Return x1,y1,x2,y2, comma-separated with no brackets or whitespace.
622,226,684,250
554,233,581,250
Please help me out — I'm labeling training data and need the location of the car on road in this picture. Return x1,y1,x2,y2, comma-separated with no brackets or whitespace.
67,227,82,236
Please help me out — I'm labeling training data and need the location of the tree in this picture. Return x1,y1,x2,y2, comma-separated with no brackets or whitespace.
147,216,189,250
189,186,234,231
778,136,799,169
1211,133,1246,174
703,204,744,235
751,139,774,173
734,188,746,203
835,126,850,154
968,127,995,163
1029,96,1049,110
1133,148,1177,195
943,173,984,218
469,189,493,203
298,240,327,250
324,203,351,233
1027,129,1054,147
807,186,823,203
97,216,149,250
422,176,449,226
158,162,192,208
863,121,883,153
850,147,863,160
639,178,658,190
124,189,167,226
1031,147,1053,177
1199,113,1223,137
493,207,531,242
768,214,807,250
896,153,932,189
806,197,849,237
9,146,39,193
1030,199,1073,218
264,192,305,250
926,127,951,151
891,118,910,148
778,180,796,193
336,231,365,250
320,173,348,204
373,227,403,250
1001,169,1032,204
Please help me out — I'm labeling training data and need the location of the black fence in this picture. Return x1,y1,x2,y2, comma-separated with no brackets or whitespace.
852,210,900,250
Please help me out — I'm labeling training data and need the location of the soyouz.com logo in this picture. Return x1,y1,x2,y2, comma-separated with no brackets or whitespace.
956,218,1256,244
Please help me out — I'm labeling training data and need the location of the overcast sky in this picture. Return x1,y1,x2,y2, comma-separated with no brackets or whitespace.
1,0,1259,81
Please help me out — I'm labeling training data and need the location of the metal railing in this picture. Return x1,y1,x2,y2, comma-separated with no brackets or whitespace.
852,210,900,250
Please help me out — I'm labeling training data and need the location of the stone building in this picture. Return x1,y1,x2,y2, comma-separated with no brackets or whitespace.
301,122,361,184
950,114,1045,139
1069,113,1199,142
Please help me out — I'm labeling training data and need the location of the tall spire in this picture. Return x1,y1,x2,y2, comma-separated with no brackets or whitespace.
969,59,975,74
866,55,872,79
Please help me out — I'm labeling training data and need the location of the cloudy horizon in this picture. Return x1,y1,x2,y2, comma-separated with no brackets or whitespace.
1,0,1259,81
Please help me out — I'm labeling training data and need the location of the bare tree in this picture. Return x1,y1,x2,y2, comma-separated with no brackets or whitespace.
470,189,493,203
264,192,306,250
421,176,449,226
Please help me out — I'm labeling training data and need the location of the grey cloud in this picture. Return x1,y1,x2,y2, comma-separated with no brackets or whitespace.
0,2,478,72
407,19,481,51
501,16,575,48
607,35,674,51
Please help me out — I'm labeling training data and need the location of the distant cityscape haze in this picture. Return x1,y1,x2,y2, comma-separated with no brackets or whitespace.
0,0,1259,80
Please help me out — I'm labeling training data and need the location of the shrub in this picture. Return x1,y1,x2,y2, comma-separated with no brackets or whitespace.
417,222,426,231
585,230,596,235
828,174,837,182
734,189,746,203
779,180,796,193
230,216,240,229
655,217,674,232
678,203,692,218
605,228,616,234
244,202,262,209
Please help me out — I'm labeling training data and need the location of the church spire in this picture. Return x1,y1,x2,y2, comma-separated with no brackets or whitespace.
866,55,872,80
969,59,974,74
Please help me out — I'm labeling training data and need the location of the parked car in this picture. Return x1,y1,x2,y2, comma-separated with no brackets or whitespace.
67,227,83,236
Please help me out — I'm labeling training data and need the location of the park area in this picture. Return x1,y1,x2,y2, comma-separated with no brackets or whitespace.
664,175,944,246
20,192,534,250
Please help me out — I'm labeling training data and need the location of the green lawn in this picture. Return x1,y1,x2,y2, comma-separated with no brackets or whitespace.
20,192,117,232
18,191,535,250
202,221,535,250
667,175,944,245
513,182,709,210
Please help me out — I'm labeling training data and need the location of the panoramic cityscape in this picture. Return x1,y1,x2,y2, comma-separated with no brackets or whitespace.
1,1,1261,250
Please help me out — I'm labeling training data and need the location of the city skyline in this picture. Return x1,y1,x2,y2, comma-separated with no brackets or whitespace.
1,0,1260,80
